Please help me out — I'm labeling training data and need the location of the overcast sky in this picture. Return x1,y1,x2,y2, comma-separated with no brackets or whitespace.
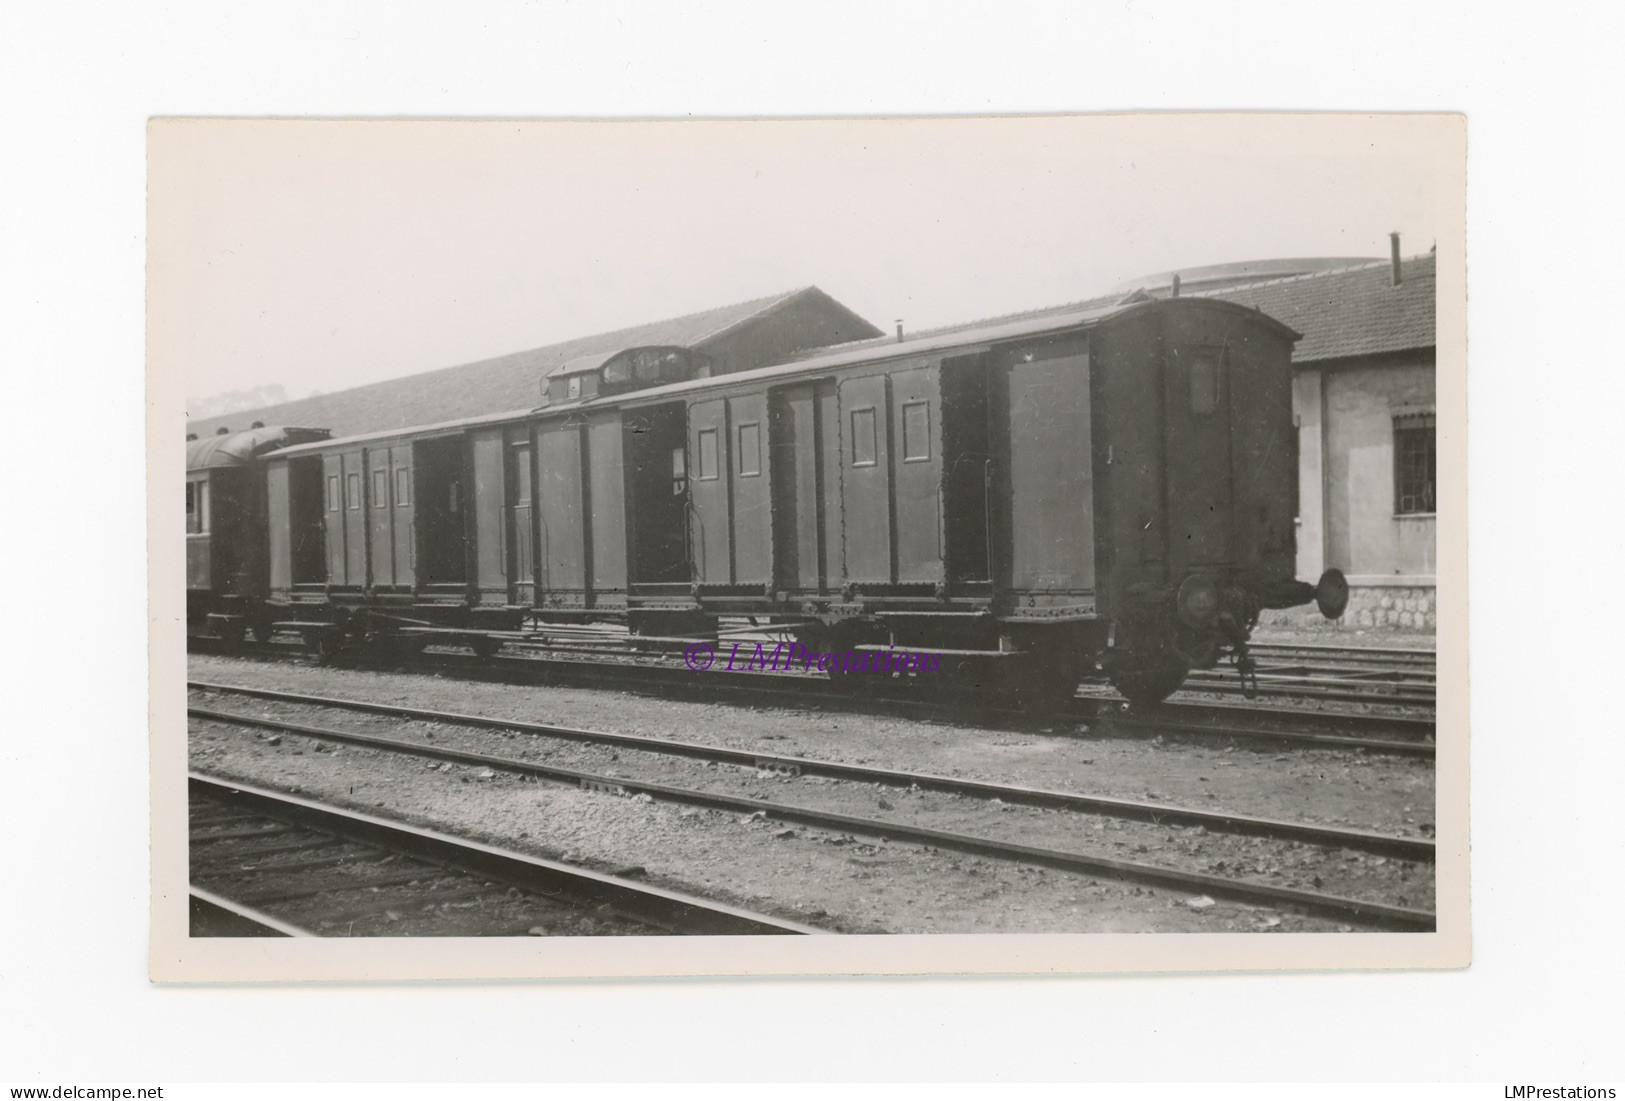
151,115,1449,401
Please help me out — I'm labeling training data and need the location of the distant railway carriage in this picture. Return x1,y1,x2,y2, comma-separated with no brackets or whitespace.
185,424,331,641
191,295,1347,706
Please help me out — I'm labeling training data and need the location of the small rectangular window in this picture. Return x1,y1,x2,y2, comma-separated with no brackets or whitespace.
326,474,340,512
395,467,411,506
372,468,388,508
185,480,211,534
448,480,461,513
851,408,877,467
1394,413,1436,515
568,376,582,400
346,472,360,510
901,401,930,462
737,422,761,476
671,446,686,480
1188,352,1220,415
697,428,719,480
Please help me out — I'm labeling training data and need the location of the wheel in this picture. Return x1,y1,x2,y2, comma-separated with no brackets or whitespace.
469,635,502,659
1108,657,1190,706
215,618,245,647
250,615,275,644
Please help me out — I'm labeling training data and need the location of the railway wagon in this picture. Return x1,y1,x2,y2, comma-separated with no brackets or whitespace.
235,294,1346,705
185,424,331,641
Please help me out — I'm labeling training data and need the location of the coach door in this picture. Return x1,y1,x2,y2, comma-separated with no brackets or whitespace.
506,430,536,605
769,380,840,594
837,374,892,584
1163,345,1234,570
996,339,1096,595
321,452,365,587
688,399,730,584
362,444,414,591
389,444,414,589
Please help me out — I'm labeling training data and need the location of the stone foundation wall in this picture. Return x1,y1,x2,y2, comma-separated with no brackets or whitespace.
1259,585,1436,631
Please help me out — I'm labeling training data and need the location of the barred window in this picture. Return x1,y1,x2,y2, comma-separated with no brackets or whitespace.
1394,413,1436,515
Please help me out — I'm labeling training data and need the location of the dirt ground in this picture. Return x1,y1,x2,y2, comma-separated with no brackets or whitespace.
187,653,1436,934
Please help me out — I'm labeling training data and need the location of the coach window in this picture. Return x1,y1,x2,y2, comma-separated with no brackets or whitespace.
372,468,388,508
1188,351,1220,415
697,428,719,480
395,467,411,506
851,407,877,467
901,401,930,462
186,480,209,534
737,422,761,477
347,472,361,510
326,474,340,512
1394,413,1436,514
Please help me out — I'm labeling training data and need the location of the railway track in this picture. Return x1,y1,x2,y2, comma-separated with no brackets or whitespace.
192,636,1436,757
190,684,1437,930
189,772,820,937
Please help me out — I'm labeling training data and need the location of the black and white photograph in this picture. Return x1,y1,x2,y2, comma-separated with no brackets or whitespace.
149,113,1465,980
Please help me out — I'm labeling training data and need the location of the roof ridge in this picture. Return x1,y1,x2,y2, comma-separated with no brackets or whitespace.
1187,253,1435,298
684,285,813,346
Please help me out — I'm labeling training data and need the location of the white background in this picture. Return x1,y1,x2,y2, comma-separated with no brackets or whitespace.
3,0,1622,1085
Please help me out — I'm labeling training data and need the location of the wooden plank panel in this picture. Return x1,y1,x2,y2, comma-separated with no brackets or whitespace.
586,412,627,598
817,381,842,589
340,451,367,585
770,383,821,591
890,365,944,583
321,454,345,584
688,398,730,584
266,461,292,592
469,428,507,603
366,447,395,587
837,374,891,584
536,419,586,598
1003,342,1095,593
728,393,771,585
390,444,414,589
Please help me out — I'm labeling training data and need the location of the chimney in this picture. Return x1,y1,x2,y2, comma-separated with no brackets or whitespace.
895,319,904,344
1171,273,1181,298
1390,232,1402,285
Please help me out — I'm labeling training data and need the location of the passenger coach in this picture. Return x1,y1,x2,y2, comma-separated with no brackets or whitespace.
215,293,1346,706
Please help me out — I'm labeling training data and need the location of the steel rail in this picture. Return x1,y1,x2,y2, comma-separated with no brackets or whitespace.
194,636,1439,751
188,886,315,937
190,772,822,936
190,681,1433,860
189,712,1437,930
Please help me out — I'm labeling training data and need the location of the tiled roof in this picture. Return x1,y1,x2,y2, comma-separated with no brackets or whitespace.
805,253,1437,366
185,287,867,439
1190,252,1436,363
